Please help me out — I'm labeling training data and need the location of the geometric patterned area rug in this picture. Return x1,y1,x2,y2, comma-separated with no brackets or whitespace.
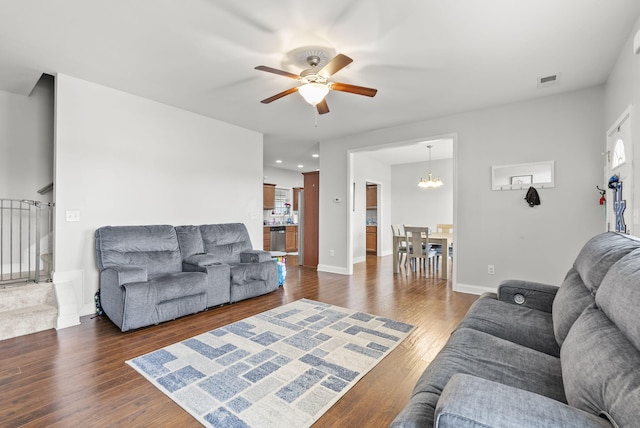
127,298,415,427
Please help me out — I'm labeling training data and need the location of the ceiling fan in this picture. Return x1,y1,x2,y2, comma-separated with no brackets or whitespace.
255,53,377,115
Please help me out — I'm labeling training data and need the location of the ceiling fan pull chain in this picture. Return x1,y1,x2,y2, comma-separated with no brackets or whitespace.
314,105,318,127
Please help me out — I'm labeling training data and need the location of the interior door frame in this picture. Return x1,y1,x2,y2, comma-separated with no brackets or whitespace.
605,105,634,233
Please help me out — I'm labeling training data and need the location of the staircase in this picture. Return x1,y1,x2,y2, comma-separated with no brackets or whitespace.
0,282,58,341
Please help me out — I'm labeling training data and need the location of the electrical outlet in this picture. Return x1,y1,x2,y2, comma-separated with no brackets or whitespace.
330,250,335,256
66,210,80,222
487,265,495,275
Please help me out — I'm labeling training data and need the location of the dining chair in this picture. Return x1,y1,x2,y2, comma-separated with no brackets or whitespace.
404,226,436,273
437,224,453,234
391,224,407,266
434,223,454,269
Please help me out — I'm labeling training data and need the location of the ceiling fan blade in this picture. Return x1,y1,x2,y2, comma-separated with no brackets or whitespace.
316,99,330,115
331,82,378,97
255,65,301,80
319,54,353,78
260,87,299,104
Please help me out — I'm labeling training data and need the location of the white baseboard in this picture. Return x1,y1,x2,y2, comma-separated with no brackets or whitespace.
53,276,81,329
453,282,496,295
317,264,351,275
353,256,366,264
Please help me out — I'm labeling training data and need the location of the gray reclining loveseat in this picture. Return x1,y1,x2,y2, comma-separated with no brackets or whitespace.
391,232,640,428
95,223,278,332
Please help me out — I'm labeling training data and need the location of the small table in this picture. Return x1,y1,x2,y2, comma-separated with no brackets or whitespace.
393,232,452,278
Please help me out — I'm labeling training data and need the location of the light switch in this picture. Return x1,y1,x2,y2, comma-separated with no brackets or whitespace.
66,210,80,222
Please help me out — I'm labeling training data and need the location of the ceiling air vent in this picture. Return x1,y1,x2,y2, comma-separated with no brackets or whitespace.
537,74,560,89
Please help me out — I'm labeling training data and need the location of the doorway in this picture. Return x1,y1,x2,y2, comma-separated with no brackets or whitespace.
606,108,634,233
365,182,379,256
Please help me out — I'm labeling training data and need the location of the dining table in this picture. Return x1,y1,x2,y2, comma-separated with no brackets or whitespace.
392,231,453,278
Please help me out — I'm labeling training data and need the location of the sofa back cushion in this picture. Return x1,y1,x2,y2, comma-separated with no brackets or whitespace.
175,225,205,258
95,225,182,276
572,232,640,293
561,250,640,428
595,248,640,352
552,268,595,346
198,223,253,264
561,307,640,427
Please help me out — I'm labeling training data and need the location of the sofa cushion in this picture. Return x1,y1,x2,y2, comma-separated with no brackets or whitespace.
391,328,565,427
572,232,640,293
120,271,208,331
456,294,559,356
435,374,612,428
561,305,640,428
199,223,253,264
175,225,204,258
595,248,640,350
552,267,595,347
95,225,182,276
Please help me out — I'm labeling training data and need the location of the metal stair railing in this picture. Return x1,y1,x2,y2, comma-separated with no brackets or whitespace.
0,198,54,284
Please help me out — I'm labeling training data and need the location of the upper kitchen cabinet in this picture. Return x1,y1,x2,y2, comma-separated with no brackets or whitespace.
293,187,303,211
263,183,276,210
366,184,377,209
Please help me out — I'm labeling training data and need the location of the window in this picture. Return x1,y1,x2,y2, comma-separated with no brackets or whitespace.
273,188,289,215
612,138,626,169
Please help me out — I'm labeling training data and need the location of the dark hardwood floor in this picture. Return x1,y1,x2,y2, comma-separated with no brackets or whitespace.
0,255,478,428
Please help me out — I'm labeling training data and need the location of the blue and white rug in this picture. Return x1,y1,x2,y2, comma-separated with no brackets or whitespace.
127,298,415,427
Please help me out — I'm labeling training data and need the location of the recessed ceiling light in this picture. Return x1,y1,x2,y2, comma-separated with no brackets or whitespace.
297,164,304,168
275,160,282,163
312,154,319,158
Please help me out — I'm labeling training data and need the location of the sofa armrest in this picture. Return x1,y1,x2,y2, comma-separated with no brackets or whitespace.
435,374,612,428
183,253,219,267
497,279,559,313
101,266,147,286
240,250,272,263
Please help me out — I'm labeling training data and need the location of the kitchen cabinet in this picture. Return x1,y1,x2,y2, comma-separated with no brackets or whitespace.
293,187,303,211
263,183,276,210
366,185,377,209
366,226,377,255
263,227,270,251
302,171,319,267
285,226,298,252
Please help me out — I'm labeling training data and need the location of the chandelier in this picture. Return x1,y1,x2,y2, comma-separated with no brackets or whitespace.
418,145,443,189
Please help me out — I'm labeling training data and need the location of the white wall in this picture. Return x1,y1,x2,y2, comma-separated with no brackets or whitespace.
351,153,392,263
320,86,605,292
54,74,264,318
390,158,454,229
605,17,640,235
263,165,304,190
0,74,53,201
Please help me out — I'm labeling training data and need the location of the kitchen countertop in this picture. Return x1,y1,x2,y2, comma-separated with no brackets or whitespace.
264,224,298,228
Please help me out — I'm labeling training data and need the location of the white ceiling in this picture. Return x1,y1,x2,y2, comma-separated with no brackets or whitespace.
1,1,639,171
362,138,453,166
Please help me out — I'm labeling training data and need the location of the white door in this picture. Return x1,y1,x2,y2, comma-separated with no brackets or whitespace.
606,109,633,233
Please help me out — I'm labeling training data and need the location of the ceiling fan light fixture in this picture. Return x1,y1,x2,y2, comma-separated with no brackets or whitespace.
298,82,329,106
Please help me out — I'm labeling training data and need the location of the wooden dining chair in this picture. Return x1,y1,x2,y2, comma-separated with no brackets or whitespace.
391,224,407,266
404,226,436,273
436,224,453,234
434,223,454,268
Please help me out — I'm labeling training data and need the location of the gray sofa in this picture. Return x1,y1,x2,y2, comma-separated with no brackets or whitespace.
95,223,278,332
390,232,640,428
